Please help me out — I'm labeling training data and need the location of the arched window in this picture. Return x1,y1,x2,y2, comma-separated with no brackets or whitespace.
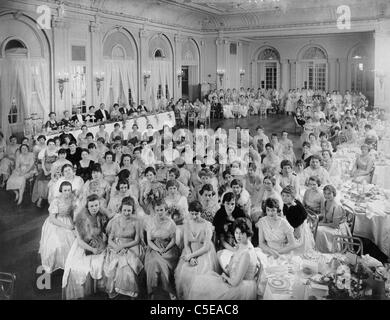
350,46,367,92
4,39,28,128
257,48,280,90
300,46,328,91
154,49,163,58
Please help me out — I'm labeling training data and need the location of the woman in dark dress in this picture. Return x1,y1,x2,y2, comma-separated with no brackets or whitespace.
213,192,246,271
45,112,59,131
281,186,315,254
76,149,95,182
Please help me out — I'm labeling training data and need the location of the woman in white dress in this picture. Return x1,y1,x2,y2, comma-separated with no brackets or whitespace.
39,181,77,273
6,144,35,205
188,217,258,300
104,196,145,299
315,185,351,253
175,201,219,300
0,135,20,188
256,198,299,259
62,194,108,300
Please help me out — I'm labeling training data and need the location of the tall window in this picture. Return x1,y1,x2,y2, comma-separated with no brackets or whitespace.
306,62,327,91
301,47,328,91
8,97,18,124
265,63,277,89
157,85,162,100
258,48,280,90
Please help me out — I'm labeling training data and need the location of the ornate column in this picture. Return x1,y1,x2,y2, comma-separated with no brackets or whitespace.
328,58,338,91
374,20,390,109
52,17,70,116
216,37,227,90
90,16,103,105
174,34,185,101
281,59,290,91
339,58,347,93
289,59,297,89
250,60,257,88
139,28,149,102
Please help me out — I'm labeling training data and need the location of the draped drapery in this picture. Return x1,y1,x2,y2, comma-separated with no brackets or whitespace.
148,60,173,112
0,58,49,138
103,60,137,110
227,54,240,90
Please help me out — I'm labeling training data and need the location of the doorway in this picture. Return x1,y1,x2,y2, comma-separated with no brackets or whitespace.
181,66,189,100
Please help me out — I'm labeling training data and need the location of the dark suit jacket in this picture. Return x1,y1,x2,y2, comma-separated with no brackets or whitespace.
71,114,85,123
95,109,110,121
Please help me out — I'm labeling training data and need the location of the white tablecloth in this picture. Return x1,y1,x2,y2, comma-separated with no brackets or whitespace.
372,165,390,190
353,211,390,257
37,111,176,140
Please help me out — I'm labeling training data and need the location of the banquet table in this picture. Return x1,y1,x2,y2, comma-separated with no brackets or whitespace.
258,251,386,300
35,111,176,140
340,182,390,257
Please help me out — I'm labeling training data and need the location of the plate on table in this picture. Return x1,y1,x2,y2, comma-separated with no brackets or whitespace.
268,277,291,291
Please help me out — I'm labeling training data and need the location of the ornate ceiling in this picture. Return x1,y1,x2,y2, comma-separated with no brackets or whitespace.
48,0,390,33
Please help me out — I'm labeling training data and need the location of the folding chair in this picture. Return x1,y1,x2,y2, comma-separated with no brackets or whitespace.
333,235,364,256
0,272,16,300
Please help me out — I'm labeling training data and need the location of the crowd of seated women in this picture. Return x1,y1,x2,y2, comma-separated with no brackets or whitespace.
0,88,386,299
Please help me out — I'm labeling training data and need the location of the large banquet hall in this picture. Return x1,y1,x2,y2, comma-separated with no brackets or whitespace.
0,0,390,301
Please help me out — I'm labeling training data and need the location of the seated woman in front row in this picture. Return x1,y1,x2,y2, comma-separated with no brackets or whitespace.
104,196,145,299
175,201,219,300
188,217,258,300
144,199,179,300
62,194,108,300
315,185,351,253
256,198,299,259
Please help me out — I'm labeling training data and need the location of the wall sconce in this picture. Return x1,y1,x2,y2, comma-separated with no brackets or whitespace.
217,69,225,86
375,70,386,90
143,70,151,90
177,69,184,86
239,68,245,76
95,72,105,96
57,72,69,100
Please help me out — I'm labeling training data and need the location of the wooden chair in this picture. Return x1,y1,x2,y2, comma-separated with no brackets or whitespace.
342,204,356,234
333,235,364,256
0,272,16,300
187,112,196,130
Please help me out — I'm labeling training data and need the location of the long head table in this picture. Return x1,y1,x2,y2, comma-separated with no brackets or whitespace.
35,111,176,140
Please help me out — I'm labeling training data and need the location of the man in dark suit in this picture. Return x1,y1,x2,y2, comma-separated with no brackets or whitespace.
95,103,110,122
71,107,85,124
137,100,148,113
119,103,137,117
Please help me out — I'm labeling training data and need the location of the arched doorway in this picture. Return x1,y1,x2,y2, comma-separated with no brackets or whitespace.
148,34,173,111
348,45,373,98
0,13,51,139
181,39,200,101
102,29,138,111
299,46,328,91
256,47,280,90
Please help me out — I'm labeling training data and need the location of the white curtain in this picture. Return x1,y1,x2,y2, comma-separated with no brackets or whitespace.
103,60,137,109
148,60,173,112
227,54,240,90
0,58,49,138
